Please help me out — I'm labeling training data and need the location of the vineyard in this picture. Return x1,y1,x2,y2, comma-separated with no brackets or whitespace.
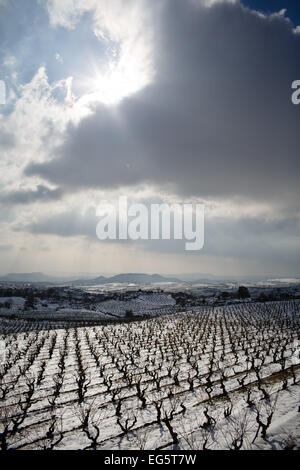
0,300,300,450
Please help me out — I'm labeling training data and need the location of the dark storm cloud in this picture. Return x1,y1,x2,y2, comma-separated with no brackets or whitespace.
25,0,300,207
0,185,63,205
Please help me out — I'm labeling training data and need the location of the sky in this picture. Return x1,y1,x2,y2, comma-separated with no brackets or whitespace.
242,1,300,26
0,0,299,278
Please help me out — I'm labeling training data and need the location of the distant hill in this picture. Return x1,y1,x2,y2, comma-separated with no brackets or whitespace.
0,272,181,285
107,273,180,284
1,272,296,287
70,275,108,286
71,273,181,285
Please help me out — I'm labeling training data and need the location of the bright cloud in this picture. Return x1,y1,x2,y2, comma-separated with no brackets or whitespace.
44,0,155,104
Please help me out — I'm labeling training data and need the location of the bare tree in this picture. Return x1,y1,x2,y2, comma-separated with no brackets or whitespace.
252,394,278,443
74,400,105,450
222,411,252,450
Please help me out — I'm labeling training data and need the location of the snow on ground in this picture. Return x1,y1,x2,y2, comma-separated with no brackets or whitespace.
98,293,176,317
0,300,299,450
0,292,178,322
253,386,300,450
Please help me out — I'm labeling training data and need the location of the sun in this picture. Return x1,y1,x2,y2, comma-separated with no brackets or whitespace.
76,51,151,108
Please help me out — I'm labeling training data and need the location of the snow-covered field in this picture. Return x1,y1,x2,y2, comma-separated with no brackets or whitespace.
0,292,179,324
0,300,299,450
98,293,176,317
